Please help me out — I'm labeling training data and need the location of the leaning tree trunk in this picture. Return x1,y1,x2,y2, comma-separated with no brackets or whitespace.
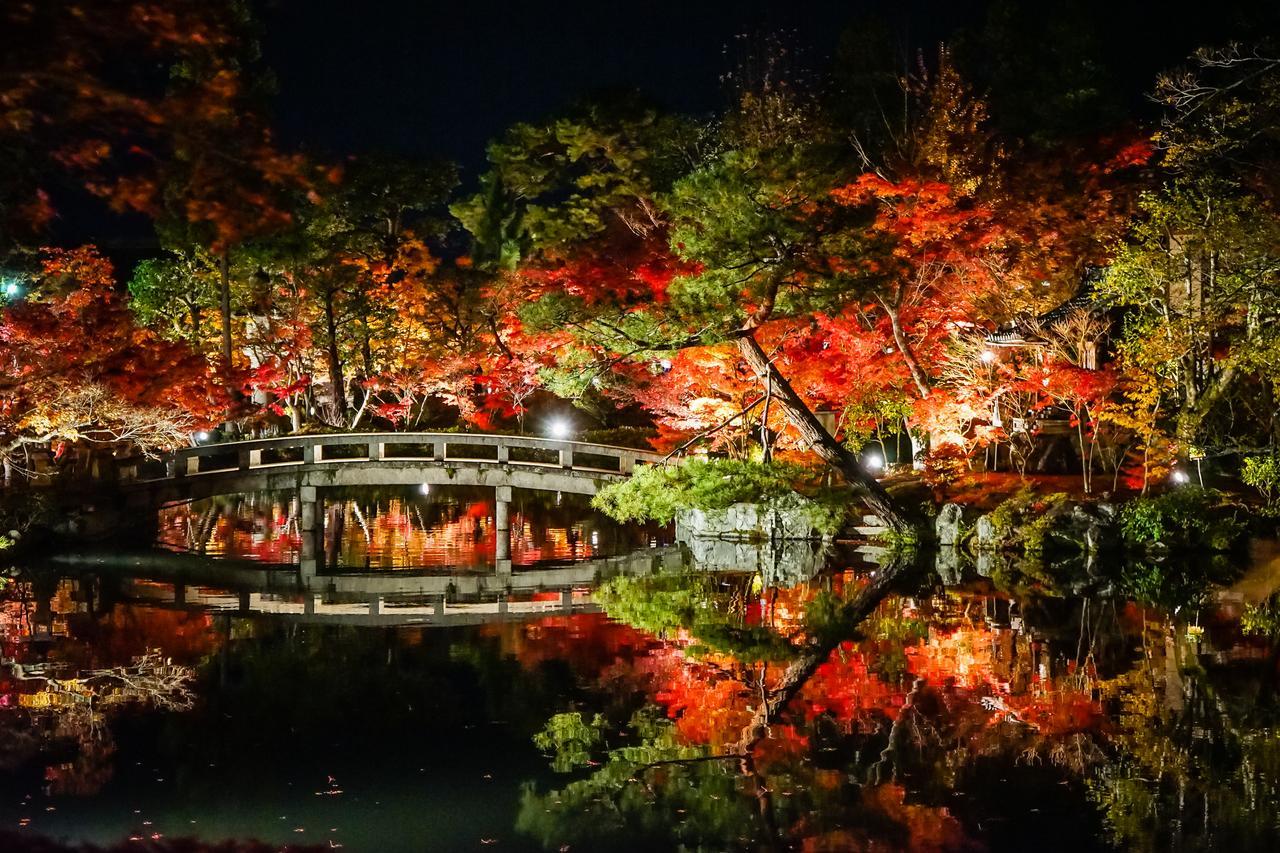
735,334,913,532
884,304,932,400
734,550,918,755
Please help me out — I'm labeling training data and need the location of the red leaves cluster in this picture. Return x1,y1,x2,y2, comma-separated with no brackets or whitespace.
1,247,226,424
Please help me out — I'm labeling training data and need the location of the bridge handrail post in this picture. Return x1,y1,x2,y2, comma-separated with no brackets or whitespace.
559,447,574,469
368,439,384,461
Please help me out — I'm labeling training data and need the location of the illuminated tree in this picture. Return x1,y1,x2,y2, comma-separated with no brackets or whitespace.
0,247,222,475
1100,45,1280,456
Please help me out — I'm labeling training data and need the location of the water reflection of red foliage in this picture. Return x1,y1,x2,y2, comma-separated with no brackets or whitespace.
59,608,220,669
477,612,658,674
793,784,982,852
597,593,1106,759
157,495,625,569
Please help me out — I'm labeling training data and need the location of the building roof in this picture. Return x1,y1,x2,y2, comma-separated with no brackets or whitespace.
985,267,1107,347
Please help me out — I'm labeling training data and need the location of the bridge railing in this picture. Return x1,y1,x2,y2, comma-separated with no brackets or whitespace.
121,432,665,483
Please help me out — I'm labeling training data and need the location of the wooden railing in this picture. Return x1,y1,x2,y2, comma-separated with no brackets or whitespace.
121,432,664,483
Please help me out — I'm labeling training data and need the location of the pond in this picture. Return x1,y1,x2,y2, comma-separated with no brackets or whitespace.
2,488,1279,852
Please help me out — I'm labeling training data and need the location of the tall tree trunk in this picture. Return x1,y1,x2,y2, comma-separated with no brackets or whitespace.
218,250,233,371
760,375,773,464
359,307,374,380
188,302,202,346
883,303,931,399
355,303,375,421
735,334,913,531
323,288,348,419
1175,364,1237,451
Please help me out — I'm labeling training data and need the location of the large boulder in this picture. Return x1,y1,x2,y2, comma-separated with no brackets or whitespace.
975,513,1008,550
935,503,965,546
674,493,831,543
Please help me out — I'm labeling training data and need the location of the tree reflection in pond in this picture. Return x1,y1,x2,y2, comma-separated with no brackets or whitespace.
155,486,666,570
0,543,1278,850
519,550,1280,852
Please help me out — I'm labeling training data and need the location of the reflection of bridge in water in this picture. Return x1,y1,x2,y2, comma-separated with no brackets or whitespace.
51,547,687,627
122,432,665,571
95,434,854,626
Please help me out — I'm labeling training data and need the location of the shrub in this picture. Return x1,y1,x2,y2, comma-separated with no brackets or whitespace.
578,426,658,450
1241,453,1280,509
988,485,1038,534
986,487,1067,554
1021,493,1069,554
1118,488,1243,550
592,458,850,535
921,445,969,489
1242,594,1280,640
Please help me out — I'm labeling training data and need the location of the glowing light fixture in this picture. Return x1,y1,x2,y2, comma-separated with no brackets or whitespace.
2,282,18,298
1171,469,1189,484
548,418,572,440
193,430,211,444
864,452,884,472
419,483,431,495
980,349,997,364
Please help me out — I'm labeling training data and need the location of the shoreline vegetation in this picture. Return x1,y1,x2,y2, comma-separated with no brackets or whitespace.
2,8,1279,564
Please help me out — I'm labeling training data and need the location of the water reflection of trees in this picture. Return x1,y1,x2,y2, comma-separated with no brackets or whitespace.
2,547,1279,850
518,551,1280,852
0,577,207,796
156,486,662,569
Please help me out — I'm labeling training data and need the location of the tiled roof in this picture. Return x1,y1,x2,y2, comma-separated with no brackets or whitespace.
985,267,1107,346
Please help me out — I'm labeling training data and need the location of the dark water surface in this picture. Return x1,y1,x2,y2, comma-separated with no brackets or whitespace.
3,489,1280,852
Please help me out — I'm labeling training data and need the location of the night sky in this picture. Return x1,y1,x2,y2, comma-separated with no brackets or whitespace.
258,0,982,174
76,0,1276,257
257,0,1271,182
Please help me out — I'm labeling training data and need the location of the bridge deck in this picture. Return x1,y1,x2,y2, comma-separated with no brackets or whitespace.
122,431,665,502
